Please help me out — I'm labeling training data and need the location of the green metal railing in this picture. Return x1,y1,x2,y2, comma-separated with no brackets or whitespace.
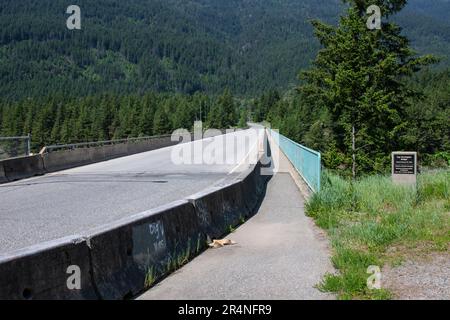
269,129,321,192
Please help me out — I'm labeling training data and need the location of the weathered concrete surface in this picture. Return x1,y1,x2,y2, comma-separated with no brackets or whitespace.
137,172,335,300
0,163,7,183
0,155,267,300
87,200,203,300
1,155,45,182
0,235,97,300
42,136,176,173
0,129,267,300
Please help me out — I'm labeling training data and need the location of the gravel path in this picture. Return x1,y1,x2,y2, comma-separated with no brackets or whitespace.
383,252,450,300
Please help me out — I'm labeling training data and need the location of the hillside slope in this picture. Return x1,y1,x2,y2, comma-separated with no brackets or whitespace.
0,0,448,99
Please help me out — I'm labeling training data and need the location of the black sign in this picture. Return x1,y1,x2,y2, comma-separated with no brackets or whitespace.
393,154,415,175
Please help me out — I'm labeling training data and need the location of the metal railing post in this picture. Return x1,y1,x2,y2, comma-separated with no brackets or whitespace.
317,153,321,192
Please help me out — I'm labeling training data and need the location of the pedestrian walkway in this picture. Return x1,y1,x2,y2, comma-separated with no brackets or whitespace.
137,146,335,300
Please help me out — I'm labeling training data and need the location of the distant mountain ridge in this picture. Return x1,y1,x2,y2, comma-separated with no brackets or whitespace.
0,0,448,99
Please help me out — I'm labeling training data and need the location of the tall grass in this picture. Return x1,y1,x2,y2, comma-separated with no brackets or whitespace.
307,170,450,299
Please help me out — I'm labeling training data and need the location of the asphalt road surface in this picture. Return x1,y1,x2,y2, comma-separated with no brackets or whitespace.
0,129,262,254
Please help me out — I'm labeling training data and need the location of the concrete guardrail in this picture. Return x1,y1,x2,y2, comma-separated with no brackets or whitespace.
0,162,7,183
0,155,45,182
0,134,193,184
0,131,233,184
0,155,269,300
41,135,177,173
0,236,97,300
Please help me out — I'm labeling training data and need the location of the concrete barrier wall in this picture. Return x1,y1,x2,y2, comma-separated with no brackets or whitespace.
0,157,268,300
0,236,97,300
0,130,269,299
42,134,201,174
42,148,93,173
0,135,182,181
187,181,250,239
239,162,266,214
86,200,202,300
0,131,228,184
42,136,175,173
1,155,45,182
126,136,178,155
0,163,7,183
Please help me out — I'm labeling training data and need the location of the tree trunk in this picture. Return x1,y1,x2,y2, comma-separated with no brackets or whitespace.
352,124,356,180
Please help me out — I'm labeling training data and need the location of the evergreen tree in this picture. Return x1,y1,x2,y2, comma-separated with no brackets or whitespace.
153,105,171,135
301,0,437,177
206,103,224,129
138,93,156,136
217,89,237,128
238,108,248,128
31,101,55,150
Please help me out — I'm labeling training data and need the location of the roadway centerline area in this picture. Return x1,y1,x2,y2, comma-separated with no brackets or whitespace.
0,129,263,254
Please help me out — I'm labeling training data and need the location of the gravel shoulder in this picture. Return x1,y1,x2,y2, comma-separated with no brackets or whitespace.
383,251,450,300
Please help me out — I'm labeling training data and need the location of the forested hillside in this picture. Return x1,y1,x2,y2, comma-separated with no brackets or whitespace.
0,89,243,153
0,0,449,161
0,0,449,99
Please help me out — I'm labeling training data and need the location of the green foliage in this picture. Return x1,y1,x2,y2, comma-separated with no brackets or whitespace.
0,0,341,99
301,0,437,175
144,267,156,289
152,105,171,135
307,169,450,299
238,109,248,128
205,89,239,129
254,1,449,174
0,91,240,151
1,1,449,100
217,89,237,128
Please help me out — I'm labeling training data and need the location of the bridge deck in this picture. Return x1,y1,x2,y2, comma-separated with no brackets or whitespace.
0,130,260,254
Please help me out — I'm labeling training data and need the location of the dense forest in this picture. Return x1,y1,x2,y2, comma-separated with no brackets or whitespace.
0,89,244,153
254,69,450,173
0,0,340,99
0,0,449,99
0,0,448,172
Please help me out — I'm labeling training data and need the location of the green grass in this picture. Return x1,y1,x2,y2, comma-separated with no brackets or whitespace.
307,169,450,300
144,267,156,289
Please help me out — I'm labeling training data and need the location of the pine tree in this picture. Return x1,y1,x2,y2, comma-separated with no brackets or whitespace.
31,100,55,150
238,108,248,128
153,105,171,135
206,103,224,129
217,89,237,128
138,93,156,136
301,0,437,177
